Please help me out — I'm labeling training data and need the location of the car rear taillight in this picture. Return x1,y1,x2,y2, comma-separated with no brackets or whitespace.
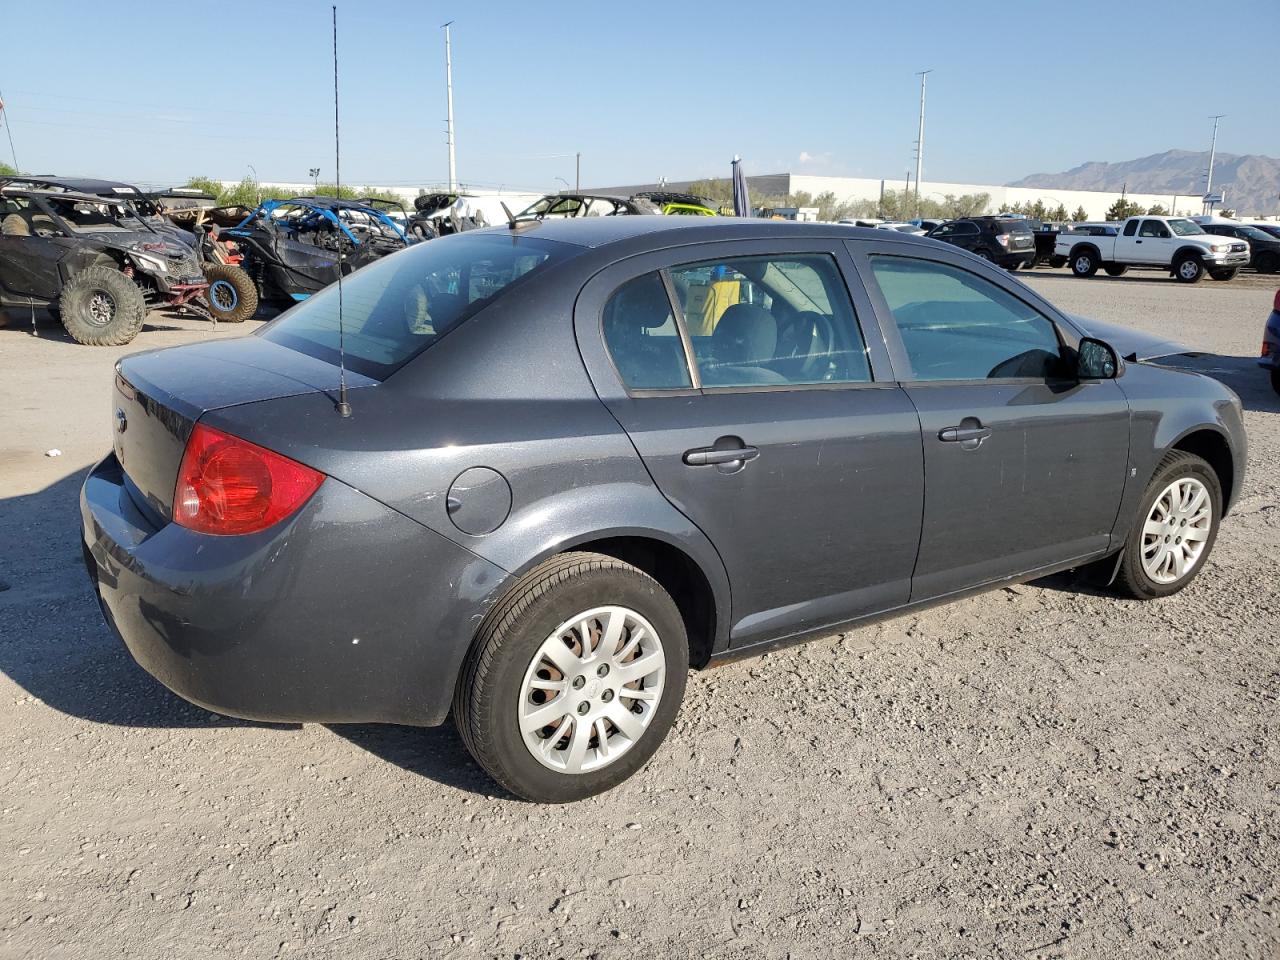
173,423,324,535
997,234,1010,247
1273,289,1280,312
1264,341,1273,357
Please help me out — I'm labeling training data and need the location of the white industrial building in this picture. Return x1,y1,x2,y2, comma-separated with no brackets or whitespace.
594,172,1203,221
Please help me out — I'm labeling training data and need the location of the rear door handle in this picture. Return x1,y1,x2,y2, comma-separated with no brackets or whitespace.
683,444,759,466
938,425,992,443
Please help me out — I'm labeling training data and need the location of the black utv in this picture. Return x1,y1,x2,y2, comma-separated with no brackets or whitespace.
0,188,218,345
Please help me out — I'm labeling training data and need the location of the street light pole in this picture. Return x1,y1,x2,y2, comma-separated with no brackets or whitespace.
576,152,581,193
443,21,457,193
914,70,932,210
1204,114,1224,212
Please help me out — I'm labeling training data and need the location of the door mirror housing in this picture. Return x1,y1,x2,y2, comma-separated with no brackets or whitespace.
1077,337,1119,379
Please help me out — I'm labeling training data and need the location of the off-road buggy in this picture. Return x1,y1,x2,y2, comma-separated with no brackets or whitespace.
219,196,410,307
0,187,213,345
514,192,661,220
2,176,256,323
632,191,718,216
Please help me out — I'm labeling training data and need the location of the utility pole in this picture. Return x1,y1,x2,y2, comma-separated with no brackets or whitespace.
575,152,581,193
1204,114,1224,212
913,70,932,209
443,21,457,193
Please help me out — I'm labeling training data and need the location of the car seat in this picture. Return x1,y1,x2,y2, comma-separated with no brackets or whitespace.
603,278,688,388
703,303,788,385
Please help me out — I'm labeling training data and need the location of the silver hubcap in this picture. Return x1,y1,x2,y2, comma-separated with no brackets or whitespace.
1179,260,1198,279
87,291,116,326
518,605,666,774
1075,256,1091,273
1141,477,1212,584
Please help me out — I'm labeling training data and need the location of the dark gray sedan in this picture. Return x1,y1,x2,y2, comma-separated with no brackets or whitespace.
81,218,1247,802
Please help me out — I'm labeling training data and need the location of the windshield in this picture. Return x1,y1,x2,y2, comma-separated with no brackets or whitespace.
259,232,577,380
1237,226,1274,243
1169,219,1205,236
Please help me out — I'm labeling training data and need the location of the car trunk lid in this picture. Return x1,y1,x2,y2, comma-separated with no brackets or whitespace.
112,335,375,521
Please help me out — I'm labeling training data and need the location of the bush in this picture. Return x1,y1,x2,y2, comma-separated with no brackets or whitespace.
184,175,405,209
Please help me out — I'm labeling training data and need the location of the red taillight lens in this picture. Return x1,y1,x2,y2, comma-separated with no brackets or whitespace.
173,423,324,535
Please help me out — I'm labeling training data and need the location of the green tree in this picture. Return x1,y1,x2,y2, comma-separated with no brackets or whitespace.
1105,198,1145,221
185,175,404,209
1071,205,1089,221
1146,204,1169,216
1048,204,1069,222
0,162,18,177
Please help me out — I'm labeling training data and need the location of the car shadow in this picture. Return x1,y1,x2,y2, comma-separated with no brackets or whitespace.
1153,352,1280,413
0,467,292,729
327,723,508,799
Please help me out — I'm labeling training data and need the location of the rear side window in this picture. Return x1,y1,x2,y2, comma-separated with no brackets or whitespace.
869,257,1064,382
260,233,575,380
669,254,870,388
1123,220,1139,236
602,274,692,390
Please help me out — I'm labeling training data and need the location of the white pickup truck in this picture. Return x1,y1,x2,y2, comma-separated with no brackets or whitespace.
1055,215,1250,283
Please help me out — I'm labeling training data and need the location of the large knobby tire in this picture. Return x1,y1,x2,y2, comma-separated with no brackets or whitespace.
454,552,689,803
1174,255,1204,283
1114,451,1221,600
58,266,147,346
1071,249,1099,277
1209,267,1237,282
1104,264,1129,277
201,262,258,323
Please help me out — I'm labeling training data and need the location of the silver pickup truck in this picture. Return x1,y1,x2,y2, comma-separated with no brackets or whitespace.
1055,215,1250,283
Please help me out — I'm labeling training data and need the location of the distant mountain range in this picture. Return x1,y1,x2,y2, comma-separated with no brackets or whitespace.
1009,149,1280,215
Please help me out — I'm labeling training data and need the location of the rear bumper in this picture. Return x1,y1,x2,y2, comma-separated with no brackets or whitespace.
80,453,508,726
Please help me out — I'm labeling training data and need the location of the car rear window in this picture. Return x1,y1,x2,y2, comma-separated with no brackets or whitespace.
259,233,576,380
999,220,1033,234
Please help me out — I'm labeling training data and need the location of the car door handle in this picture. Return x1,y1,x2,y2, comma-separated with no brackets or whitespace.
939,425,992,443
683,444,759,466
1136,239,1143,244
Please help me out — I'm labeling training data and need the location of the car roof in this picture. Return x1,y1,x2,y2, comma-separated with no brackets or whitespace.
1,174,141,195
469,215,919,249
0,187,134,204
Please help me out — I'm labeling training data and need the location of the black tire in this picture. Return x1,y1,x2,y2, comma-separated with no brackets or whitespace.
454,552,689,803
1114,450,1221,601
1173,255,1204,283
1104,264,1129,277
1071,248,1099,277
201,263,258,323
1209,267,1238,282
1049,255,1068,269
1256,252,1279,274
976,250,994,263
58,266,147,346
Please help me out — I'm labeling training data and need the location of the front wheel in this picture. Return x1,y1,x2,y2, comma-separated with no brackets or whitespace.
454,553,688,803
1114,451,1221,600
58,266,147,346
1209,267,1238,282
1174,256,1204,283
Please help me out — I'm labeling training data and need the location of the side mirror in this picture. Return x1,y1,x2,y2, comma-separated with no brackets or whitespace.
1077,337,1119,379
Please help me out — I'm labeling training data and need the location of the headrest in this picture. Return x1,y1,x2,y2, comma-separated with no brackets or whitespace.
712,303,776,364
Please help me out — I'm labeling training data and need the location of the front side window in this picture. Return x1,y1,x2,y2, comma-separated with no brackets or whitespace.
869,256,1065,382
260,233,575,380
601,273,692,390
668,254,870,388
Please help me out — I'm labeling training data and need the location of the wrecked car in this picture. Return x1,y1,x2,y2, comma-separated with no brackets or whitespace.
515,192,662,220
0,188,211,345
219,196,410,307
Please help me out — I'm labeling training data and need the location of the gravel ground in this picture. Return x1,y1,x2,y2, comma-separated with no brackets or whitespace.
1,269,1277,960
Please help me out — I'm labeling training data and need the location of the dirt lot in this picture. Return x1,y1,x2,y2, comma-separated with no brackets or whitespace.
2,269,1278,960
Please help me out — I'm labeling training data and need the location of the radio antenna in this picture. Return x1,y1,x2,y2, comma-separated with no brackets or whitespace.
332,5,352,418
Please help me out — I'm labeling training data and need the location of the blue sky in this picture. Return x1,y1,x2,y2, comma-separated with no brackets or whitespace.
2,0,1277,191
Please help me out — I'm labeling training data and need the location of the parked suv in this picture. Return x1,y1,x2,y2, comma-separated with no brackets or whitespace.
1200,222,1280,274
926,216,1036,270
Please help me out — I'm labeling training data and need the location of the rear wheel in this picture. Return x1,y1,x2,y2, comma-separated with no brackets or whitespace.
976,250,994,263
1209,267,1237,282
1104,264,1129,277
201,263,258,323
454,552,688,802
1049,255,1068,269
58,266,147,346
1174,256,1204,283
1114,451,1220,600
1071,249,1099,277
